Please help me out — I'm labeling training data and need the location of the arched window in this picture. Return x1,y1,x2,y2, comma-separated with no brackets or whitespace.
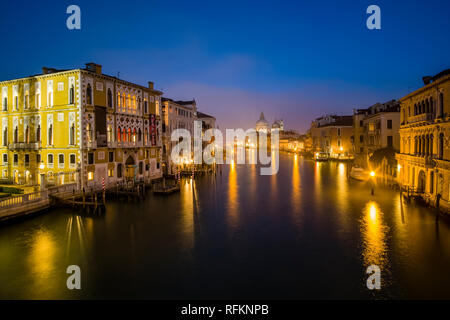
430,134,434,156
127,128,131,142
144,128,148,144
86,84,92,105
107,125,112,142
2,127,7,146
117,92,121,108
439,133,444,159
414,104,417,115
439,92,444,118
69,123,75,145
48,124,53,145
132,128,137,143
138,128,142,142
69,85,75,104
25,126,29,143
2,97,7,111
13,126,18,143
47,92,52,107
36,125,41,142
430,171,434,194
107,89,112,108
117,127,121,142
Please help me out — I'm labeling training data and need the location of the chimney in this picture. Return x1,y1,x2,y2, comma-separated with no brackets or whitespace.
42,67,57,74
148,81,154,90
422,76,432,85
85,63,102,74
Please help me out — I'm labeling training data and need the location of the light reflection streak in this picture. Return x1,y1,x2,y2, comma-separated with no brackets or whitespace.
360,201,389,269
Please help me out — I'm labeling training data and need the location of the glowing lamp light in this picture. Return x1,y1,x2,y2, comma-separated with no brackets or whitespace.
340,147,343,151
39,163,45,170
370,171,375,177
397,164,402,171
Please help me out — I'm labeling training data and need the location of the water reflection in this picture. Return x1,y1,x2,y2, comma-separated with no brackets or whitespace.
28,228,57,293
291,154,301,213
227,161,239,230
181,180,195,249
360,201,389,269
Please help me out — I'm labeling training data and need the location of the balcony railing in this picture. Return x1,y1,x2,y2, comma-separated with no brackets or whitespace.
408,113,434,124
8,142,41,150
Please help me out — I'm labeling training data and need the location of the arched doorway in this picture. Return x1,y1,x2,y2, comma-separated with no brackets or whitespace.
418,170,426,193
125,155,136,180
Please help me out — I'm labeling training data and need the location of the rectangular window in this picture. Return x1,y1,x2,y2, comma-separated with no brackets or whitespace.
36,154,41,164
108,168,114,177
25,154,30,166
70,154,76,165
360,135,364,143
13,154,18,166
109,151,114,162
387,119,392,129
387,136,393,148
2,154,7,164
337,128,341,136
88,152,94,164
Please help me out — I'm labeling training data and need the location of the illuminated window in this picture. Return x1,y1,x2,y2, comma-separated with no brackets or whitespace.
88,171,94,180
108,168,114,177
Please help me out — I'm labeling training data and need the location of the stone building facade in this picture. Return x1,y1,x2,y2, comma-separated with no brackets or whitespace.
396,69,450,211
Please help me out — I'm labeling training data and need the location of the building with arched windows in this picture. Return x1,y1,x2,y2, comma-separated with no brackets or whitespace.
0,63,163,188
396,69,450,212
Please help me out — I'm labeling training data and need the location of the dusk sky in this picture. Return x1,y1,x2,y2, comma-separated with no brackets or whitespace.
0,0,449,133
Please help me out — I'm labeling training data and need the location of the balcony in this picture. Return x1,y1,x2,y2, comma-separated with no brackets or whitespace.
408,113,434,125
8,142,41,151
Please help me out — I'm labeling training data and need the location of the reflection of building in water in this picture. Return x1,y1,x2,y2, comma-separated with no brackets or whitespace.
396,69,450,213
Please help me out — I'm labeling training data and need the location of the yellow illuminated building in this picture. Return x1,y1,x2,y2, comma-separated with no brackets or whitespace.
396,69,450,211
0,63,163,189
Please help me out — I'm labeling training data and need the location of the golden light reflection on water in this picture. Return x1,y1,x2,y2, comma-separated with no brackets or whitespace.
227,161,239,229
181,179,195,249
360,201,389,269
291,154,301,212
27,229,58,293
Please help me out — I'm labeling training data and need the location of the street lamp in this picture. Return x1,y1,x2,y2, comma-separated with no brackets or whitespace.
370,171,375,195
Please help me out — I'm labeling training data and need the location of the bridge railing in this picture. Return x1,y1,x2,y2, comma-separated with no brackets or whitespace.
0,190,49,210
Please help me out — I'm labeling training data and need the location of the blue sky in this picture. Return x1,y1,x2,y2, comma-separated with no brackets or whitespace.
0,0,449,132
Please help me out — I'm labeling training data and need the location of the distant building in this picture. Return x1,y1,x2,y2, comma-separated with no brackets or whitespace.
396,69,450,212
310,115,353,159
255,112,269,133
353,100,400,172
272,119,284,132
161,98,197,174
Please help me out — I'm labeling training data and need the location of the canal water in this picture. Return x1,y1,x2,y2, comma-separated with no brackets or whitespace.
1,152,450,299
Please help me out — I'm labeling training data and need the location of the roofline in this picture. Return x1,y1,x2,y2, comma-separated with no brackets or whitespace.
400,73,450,102
0,68,164,95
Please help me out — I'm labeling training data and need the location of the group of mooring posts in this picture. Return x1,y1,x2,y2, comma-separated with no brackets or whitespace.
51,188,106,215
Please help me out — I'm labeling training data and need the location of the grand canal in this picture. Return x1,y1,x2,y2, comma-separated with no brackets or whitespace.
1,152,450,299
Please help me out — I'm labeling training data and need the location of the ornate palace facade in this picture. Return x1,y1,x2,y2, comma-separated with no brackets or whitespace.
0,63,163,189
396,69,450,211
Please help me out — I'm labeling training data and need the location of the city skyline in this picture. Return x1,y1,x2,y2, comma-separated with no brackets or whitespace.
0,0,449,132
